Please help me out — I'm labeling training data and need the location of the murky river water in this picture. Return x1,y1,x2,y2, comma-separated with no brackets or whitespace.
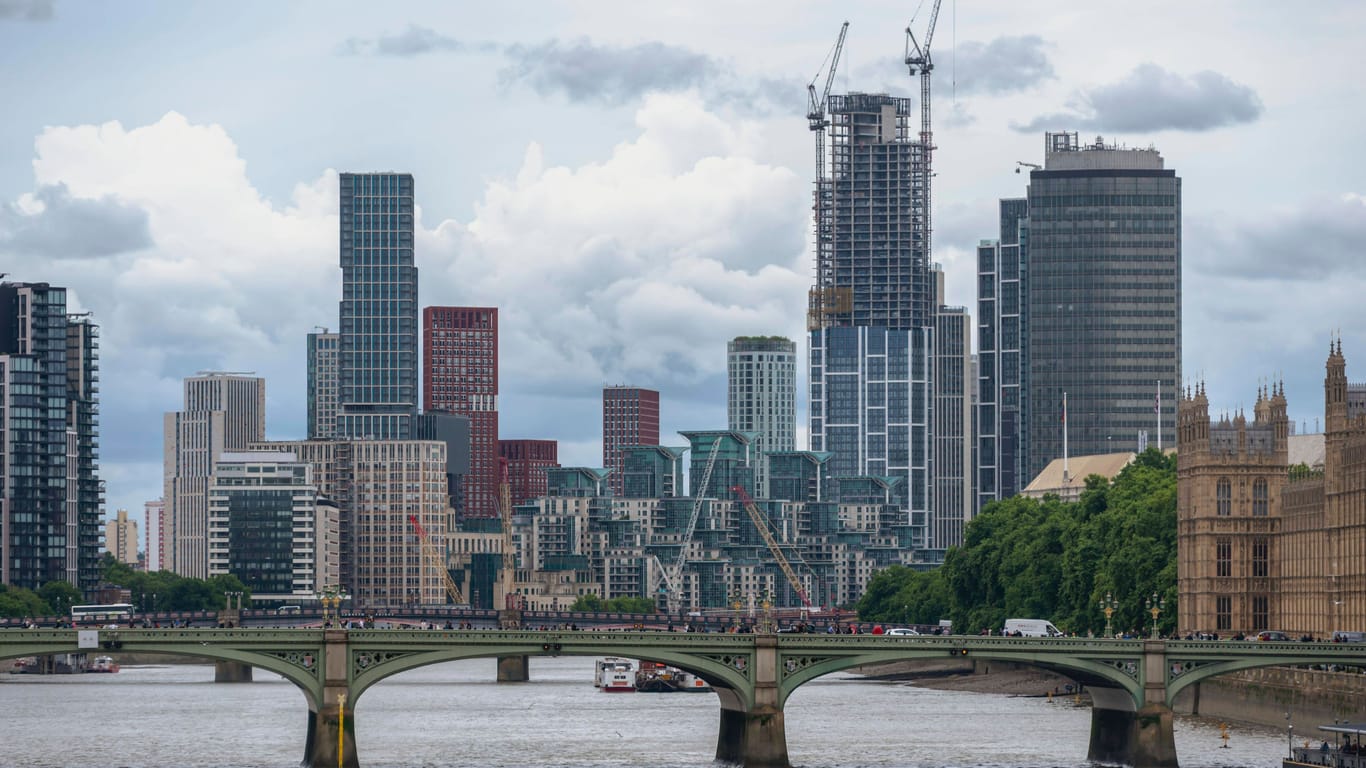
0,658,1291,767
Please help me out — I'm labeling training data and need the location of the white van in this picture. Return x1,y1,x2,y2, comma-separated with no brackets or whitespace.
1003,618,1064,637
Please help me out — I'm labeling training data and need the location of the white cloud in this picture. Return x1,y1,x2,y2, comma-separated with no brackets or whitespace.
0,96,811,522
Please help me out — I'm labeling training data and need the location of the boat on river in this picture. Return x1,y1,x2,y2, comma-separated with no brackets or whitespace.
635,661,711,693
1285,722,1366,768
86,656,119,673
594,658,635,692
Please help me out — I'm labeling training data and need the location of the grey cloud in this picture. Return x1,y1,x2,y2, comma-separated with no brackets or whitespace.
1016,63,1263,133
0,0,52,20
1189,194,1366,282
500,38,719,106
0,184,153,259
337,24,496,57
951,35,1054,95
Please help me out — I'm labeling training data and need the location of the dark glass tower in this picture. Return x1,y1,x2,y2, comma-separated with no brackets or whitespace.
976,198,1028,512
1021,132,1181,480
0,282,103,592
337,172,418,440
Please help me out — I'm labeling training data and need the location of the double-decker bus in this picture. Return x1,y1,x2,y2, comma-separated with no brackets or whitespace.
70,603,135,626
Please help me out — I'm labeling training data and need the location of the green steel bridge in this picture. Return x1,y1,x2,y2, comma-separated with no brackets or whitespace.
2,627,1362,768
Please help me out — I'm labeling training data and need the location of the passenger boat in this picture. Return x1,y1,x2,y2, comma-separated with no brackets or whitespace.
594,658,635,692
87,656,119,673
1285,722,1366,768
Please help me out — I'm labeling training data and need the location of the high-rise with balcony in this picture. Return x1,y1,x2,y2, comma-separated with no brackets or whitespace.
307,329,340,439
807,93,934,538
1018,132,1181,481
336,172,418,441
602,386,660,497
163,373,265,578
0,281,103,592
727,337,796,499
424,306,498,518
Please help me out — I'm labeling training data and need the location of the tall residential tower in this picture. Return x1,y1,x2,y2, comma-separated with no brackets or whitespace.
727,337,796,499
602,386,660,497
423,306,499,518
336,172,418,441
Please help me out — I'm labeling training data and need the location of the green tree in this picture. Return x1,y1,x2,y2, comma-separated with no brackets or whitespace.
0,584,47,618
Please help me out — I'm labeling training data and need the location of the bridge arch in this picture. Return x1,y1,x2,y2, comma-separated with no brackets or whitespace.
1165,651,1366,706
776,646,1144,708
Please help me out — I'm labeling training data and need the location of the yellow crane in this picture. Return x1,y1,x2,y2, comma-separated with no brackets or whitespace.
497,458,520,617
408,515,464,605
731,485,812,608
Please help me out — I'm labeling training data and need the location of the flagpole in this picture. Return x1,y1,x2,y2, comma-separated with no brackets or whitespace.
1156,379,1162,451
1063,391,1069,482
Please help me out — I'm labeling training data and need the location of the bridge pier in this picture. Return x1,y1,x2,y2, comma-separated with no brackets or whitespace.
714,636,789,768
303,629,359,768
496,655,529,682
214,661,253,682
1087,641,1179,768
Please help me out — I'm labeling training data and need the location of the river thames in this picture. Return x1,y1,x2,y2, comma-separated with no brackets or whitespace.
0,657,1291,768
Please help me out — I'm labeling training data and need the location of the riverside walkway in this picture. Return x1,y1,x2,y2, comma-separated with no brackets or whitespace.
2,626,1362,768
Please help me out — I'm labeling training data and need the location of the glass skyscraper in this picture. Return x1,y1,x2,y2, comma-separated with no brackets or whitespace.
976,198,1029,512
808,93,934,539
1023,133,1181,480
0,282,103,592
337,172,418,441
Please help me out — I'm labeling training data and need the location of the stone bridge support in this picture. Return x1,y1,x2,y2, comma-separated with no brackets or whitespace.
496,655,529,682
1087,641,1178,768
714,636,788,768
303,630,359,768
214,661,253,682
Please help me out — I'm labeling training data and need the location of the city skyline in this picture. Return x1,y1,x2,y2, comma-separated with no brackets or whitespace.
1,2,1362,529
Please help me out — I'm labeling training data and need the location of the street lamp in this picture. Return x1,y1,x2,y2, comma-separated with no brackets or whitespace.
1146,592,1166,639
1099,592,1118,639
760,589,774,634
317,586,349,628
731,590,743,631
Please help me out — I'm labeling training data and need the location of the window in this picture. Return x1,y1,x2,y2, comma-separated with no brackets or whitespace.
1252,537,1269,578
1252,595,1269,631
1253,479,1268,516
1216,538,1232,577
1216,596,1231,631
1216,478,1231,516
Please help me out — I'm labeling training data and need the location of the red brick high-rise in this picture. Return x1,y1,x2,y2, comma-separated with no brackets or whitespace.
498,439,559,506
424,307,498,518
602,386,660,496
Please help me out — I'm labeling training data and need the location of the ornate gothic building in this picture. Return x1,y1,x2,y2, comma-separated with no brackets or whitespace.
1178,342,1366,637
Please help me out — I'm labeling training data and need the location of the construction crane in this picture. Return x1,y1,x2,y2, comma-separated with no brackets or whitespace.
731,485,812,608
806,21,849,188
1016,161,1042,174
497,458,519,616
657,437,724,614
408,515,465,605
905,0,942,261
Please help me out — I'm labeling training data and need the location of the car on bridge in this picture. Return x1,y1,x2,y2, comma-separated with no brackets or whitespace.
885,628,920,636
1256,630,1292,642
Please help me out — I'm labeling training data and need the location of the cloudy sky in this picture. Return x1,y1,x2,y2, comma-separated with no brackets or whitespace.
2,0,1364,530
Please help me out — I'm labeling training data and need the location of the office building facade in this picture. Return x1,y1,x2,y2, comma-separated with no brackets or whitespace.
424,306,498,518
163,373,265,578
337,172,418,441
144,499,165,572
0,282,103,592
208,451,338,599
307,330,340,439
1020,132,1181,480
727,337,796,499
603,386,660,497
933,267,974,552
105,509,139,566
976,198,1029,511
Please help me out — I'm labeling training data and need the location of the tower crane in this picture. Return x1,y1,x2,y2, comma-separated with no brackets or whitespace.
731,485,812,608
496,458,520,621
905,0,942,261
655,437,724,614
806,21,849,188
409,515,465,606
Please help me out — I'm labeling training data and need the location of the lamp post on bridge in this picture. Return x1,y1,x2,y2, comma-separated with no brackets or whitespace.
1099,592,1118,639
730,590,743,632
1146,592,1165,639
317,586,349,628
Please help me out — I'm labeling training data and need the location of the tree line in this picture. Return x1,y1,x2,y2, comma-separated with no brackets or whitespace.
857,448,1178,637
0,554,251,618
